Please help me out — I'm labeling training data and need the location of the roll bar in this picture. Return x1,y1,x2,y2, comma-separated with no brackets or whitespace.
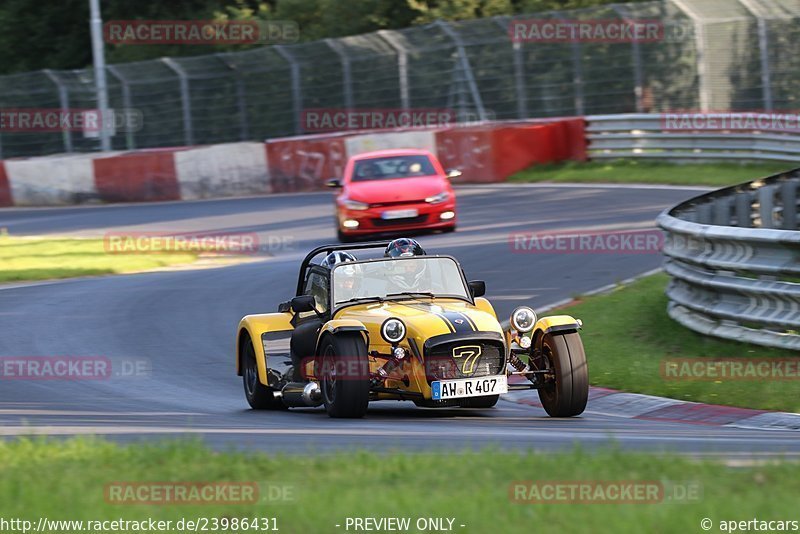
295,241,391,296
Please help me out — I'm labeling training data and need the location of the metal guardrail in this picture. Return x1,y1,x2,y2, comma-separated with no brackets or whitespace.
656,169,800,350
588,114,800,162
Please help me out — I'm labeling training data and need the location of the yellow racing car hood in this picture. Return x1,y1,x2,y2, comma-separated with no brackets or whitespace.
334,298,504,349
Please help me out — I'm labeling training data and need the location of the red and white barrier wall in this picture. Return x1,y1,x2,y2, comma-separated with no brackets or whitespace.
0,119,585,207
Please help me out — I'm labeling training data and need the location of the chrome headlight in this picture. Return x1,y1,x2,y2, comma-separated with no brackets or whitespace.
343,199,369,210
425,191,449,204
510,306,537,333
381,318,406,344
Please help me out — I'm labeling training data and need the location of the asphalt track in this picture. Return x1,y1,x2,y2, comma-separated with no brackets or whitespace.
1,183,798,458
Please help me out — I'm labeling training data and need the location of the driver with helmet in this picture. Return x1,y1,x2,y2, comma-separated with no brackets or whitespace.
383,238,429,292
321,251,361,303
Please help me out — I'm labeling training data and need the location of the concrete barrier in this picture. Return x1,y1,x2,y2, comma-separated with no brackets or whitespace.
344,130,438,157
94,150,181,203
0,162,11,207
265,134,348,192
0,119,586,206
174,142,270,200
6,154,99,205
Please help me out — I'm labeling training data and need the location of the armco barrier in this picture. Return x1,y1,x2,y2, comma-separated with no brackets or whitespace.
0,118,586,206
657,169,800,350
588,114,800,162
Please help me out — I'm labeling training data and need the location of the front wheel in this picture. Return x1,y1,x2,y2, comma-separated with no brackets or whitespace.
537,333,588,417
318,333,370,418
242,341,285,410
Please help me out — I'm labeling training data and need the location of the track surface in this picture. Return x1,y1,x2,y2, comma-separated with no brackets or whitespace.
1,184,798,457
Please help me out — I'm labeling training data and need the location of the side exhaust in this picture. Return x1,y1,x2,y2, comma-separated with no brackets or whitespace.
278,382,323,408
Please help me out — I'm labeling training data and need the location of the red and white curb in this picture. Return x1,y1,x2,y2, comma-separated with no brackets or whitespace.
502,278,800,432
502,385,800,431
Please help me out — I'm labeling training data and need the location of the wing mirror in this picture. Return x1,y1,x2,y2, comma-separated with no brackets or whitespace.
468,280,486,298
291,295,316,313
326,178,342,188
445,169,462,179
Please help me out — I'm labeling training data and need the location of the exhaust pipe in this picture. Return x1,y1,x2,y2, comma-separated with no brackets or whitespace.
279,382,323,407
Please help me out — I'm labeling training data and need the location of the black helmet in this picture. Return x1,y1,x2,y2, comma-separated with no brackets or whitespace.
320,251,357,269
384,238,426,258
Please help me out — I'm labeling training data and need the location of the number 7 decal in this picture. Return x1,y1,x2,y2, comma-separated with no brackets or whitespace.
452,345,482,375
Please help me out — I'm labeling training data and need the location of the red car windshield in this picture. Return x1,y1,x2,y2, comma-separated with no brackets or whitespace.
351,155,437,182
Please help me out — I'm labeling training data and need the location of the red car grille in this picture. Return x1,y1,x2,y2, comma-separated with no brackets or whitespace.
369,200,425,208
371,214,428,227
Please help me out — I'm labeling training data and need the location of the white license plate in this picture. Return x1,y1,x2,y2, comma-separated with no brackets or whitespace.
381,209,418,220
431,375,508,400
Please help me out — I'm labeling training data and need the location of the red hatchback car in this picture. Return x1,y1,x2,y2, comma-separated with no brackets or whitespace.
327,149,459,242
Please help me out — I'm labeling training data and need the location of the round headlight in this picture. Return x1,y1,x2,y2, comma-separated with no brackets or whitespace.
381,318,406,344
511,306,537,333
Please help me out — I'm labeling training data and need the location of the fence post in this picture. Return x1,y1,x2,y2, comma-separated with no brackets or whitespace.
758,185,776,228
106,65,135,150
161,58,194,147
216,53,250,141
437,20,487,121
325,39,353,112
738,0,774,111
275,45,303,135
611,5,645,112
670,0,710,111
553,12,585,115
494,17,527,119
377,30,410,111
780,180,797,230
43,70,73,153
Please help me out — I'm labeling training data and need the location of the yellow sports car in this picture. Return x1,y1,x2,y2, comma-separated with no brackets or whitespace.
235,239,588,418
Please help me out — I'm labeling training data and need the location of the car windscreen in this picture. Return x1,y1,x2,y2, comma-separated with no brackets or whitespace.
351,155,437,182
331,257,469,306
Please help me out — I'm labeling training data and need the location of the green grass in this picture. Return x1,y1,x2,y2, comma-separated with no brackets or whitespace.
0,235,198,283
551,273,800,413
509,159,794,187
1,438,798,533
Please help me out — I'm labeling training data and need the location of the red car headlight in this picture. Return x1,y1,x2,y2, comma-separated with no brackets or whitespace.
425,191,449,204
342,199,369,210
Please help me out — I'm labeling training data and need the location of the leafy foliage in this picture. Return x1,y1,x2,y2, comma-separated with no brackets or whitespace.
0,0,651,74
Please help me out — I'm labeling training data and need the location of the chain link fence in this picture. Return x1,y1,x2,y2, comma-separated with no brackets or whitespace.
0,0,798,159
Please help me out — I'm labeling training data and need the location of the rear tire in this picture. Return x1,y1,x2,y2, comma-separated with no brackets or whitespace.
458,395,499,408
537,333,588,417
242,341,286,410
319,333,370,418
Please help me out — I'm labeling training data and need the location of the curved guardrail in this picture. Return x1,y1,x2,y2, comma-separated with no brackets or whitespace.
588,114,800,163
656,169,800,350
